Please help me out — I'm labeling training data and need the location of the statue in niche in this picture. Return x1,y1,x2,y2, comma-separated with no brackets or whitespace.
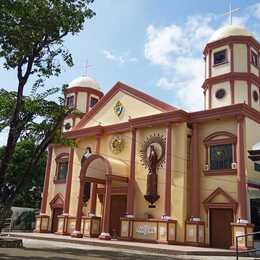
144,145,160,208
140,134,166,208
81,147,92,166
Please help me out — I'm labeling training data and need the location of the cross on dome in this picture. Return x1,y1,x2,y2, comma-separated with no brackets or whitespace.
223,0,240,25
82,60,93,77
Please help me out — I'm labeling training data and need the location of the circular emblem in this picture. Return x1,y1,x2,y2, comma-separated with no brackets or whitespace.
215,89,226,99
140,134,166,169
110,136,125,154
114,101,124,117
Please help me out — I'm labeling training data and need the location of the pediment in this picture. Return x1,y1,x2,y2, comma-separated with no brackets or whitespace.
203,187,237,209
75,82,176,130
49,193,64,209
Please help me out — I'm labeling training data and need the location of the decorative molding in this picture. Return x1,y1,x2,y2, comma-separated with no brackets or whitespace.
204,35,259,56
74,81,177,130
202,72,260,91
203,131,237,145
49,193,64,209
64,86,104,98
40,146,53,214
203,187,238,212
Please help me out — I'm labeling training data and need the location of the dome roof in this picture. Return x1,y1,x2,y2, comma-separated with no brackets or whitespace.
208,25,252,43
68,76,100,90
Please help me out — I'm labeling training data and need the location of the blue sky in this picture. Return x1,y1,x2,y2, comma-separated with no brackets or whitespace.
1,0,260,144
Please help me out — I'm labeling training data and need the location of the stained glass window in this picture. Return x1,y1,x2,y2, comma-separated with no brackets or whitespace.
57,159,68,181
210,144,232,170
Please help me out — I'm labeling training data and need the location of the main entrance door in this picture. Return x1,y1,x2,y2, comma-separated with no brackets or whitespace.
51,208,63,233
210,208,233,249
109,195,127,238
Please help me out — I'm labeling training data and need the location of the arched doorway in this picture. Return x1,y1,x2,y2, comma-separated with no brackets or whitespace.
72,154,128,240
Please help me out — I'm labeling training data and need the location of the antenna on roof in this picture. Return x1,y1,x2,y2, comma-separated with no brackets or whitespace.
223,0,240,25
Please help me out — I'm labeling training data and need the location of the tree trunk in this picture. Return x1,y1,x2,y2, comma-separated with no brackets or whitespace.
0,82,25,184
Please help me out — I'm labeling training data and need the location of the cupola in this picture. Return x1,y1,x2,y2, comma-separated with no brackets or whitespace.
63,75,104,132
203,24,260,111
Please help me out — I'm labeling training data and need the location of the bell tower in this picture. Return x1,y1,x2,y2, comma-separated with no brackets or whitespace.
203,24,260,111
63,76,104,132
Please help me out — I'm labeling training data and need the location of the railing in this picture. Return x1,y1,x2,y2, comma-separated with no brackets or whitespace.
236,231,260,260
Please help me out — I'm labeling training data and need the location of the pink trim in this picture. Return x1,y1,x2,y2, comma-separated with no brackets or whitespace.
236,116,247,220
126,128,136,216
49,193,64,209
40,146,53,214
164,124,172,217
190,123,200,218
63,148,74,214
65,87,103,98
204,36,259,56
74,82,177,130
202,72,260,91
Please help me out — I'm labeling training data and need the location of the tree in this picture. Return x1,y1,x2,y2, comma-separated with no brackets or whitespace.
0,87,77,223
0,139,47,209
0,0,95,189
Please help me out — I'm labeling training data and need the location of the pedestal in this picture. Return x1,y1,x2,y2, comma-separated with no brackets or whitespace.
34,215,50,233
230,223,255,250
120,217,177,244
56,215,69,235
185,220,205,246
82,216,101,237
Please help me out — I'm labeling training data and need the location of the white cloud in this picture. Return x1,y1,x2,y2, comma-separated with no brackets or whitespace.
249,3,260,19
144,15,214,111
102,50,138,64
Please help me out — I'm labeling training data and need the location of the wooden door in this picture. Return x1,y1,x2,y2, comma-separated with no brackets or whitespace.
51,208,63,233
109,195,127,238
210,208,233,249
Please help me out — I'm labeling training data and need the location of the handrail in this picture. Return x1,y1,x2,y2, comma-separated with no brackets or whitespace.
236,231,260,260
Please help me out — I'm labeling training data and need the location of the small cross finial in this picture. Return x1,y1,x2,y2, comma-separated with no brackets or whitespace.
223,0,240,25
82,60,92,77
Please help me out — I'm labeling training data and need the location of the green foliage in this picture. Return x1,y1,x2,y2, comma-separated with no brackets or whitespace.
0,139,46,208
0,0,95,85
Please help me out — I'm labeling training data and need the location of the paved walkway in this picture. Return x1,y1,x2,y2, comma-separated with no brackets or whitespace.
7,232,235,256
0,238,259,260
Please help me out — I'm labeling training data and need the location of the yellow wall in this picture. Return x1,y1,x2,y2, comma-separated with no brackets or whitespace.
234,44,247,73
211,81,231,108
235,80,248,104
46,146,70,218
198,119,238,244
83,90,163,128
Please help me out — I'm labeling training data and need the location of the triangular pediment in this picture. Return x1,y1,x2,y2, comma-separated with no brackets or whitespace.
203,187,237,208
49,193,64,209
75,82,176,129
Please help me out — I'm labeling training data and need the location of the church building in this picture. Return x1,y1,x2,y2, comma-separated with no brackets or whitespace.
36,24,260,250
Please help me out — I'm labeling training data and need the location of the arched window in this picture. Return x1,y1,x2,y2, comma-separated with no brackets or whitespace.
54,153,69,183
204,132,237,175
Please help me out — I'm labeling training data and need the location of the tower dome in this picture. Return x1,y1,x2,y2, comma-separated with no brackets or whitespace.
208,24,252,43
203,24,260,112
68,76,100,90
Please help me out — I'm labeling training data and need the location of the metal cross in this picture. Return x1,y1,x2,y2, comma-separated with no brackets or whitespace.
82,60,92,76
223,0,240,25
